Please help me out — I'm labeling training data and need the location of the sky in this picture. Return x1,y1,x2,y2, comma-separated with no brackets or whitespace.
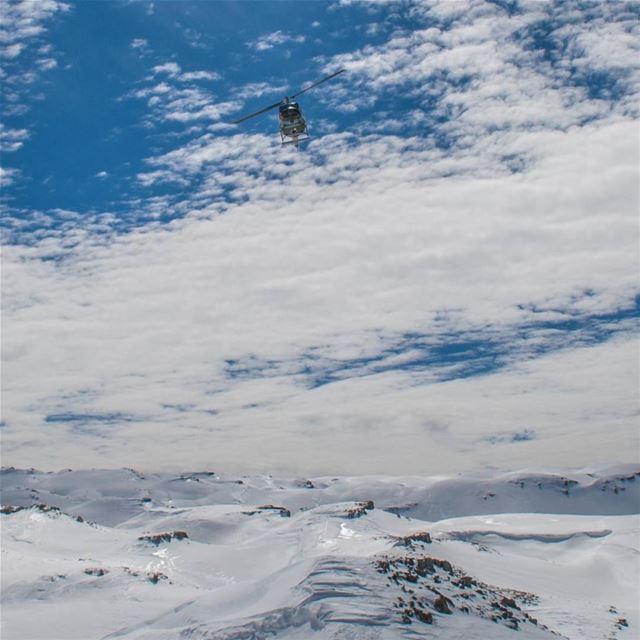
1,0,639,475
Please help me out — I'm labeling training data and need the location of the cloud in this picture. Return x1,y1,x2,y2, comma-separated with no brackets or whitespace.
180,70,221,82
0,125,29,152
0,165,19,187
248,30,306,51
3,112,639,472
322,0,639,136
151,62,221,83
124,60,225,126
1,42,24,59
0,0,70,177
1,0,638,475
130,38,148,50
231,81,290,101
37,57,57,70
0,0,70,60
95,170,109,179
152,61,182,76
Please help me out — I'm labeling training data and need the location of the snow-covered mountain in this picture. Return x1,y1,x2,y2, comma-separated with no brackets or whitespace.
2,466,638,639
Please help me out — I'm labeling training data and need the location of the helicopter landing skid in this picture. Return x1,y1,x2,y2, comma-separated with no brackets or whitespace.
281,135,311,147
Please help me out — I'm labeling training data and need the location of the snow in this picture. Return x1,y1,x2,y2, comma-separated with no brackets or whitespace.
1,466,638,639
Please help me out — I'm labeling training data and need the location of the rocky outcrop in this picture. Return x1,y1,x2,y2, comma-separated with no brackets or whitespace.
1,503,89,524
376,553,544,631
433,594,453,614
345,501,375,518
0,505,25,514
138,530,189,545
243,505,291,517
123,567,171,584
393,531,432,547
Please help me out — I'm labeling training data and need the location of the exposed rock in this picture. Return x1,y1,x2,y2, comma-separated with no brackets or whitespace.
433,594,453,614
453,575,477,589
1,503,90,525
123,467,145,480
386,503,417,517
1,505,25,515
500,596,519,609
255,505,291,517
138,530,189,545
122,567,170,584
14,503,46,514
414,608,433,624
415,557,453,576
146,571,169,584
41,574,66,583
345,501,375,518
393,531,432,547
397,596,434,625
377,553,542,632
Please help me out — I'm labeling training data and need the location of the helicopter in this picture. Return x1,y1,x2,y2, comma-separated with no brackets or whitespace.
229,69,346,147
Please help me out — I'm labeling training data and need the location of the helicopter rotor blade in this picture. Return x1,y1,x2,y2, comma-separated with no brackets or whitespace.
229,100,282,125
229,69,345,125
289,68,346,100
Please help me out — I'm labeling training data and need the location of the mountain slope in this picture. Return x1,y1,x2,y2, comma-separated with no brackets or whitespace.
1,466,638,639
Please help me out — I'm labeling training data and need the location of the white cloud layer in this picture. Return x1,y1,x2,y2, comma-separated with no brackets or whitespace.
323,0,640,129
2,0,639,474
3,115,638,473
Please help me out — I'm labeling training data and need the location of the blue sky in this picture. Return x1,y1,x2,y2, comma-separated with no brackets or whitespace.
3,0,410,218
1,0,639,474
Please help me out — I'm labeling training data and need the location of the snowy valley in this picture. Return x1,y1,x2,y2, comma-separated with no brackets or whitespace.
1,466,638,639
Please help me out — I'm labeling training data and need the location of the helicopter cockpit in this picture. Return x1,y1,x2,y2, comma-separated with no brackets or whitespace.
229,69,345,146
279,101,306,137
279,102,301,120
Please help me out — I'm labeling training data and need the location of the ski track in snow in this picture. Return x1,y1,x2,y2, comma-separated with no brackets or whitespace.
1,465,639,640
